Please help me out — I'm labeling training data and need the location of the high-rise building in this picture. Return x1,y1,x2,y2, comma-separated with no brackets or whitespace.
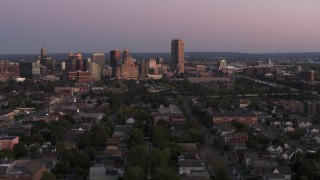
110,50,122,77
87,61,101,81
171,39,184,74
65,53,84,72
115,48,138,80
92,52,105,68
122,48,130,64
38,46,54,70
19,62,40,79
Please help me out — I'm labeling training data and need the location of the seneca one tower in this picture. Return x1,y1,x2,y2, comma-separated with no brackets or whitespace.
171,39,184,74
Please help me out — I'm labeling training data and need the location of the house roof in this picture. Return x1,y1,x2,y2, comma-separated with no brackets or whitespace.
243,152,259,159
277,166,292,175
251,159,278,168
178,160,203,168
264,173,285,179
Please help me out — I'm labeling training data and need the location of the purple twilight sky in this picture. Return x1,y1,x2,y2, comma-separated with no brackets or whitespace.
0,0,320,54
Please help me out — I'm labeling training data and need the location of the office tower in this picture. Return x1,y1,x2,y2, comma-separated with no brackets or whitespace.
220,60,227,69
122,48,130,63
139,61,149,76
40,46,46,59
171,39,184,74
93,52,105,68
115,48,138,80
65,53,83,72
38,46,54,70
19,62,40,79
87,61,101,81
110,50,121,77
148,58,157,69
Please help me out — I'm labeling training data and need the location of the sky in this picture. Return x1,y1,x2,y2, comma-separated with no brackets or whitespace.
0,0,320,54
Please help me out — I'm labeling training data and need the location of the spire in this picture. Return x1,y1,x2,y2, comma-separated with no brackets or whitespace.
40,43,46,58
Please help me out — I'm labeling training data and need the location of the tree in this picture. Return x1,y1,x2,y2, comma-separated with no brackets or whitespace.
215,168,230,180
41,171,56,180
0,149,14,159
13,142,27,159
129,128,145,148
151,148,168,168
297,160,316,179
128,145,148,168
54,160,71,175
56,141,68,154
84,146,96,160
123,166,145,180
78,133,90,149
77,152,91,169
152,167,179,180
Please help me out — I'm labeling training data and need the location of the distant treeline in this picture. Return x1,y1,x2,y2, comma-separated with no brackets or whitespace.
1,52,320,62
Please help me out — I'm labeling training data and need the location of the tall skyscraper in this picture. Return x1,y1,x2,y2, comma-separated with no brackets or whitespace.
110,50,122,77
171,39,184,74
87,61,102,81
122,48,131,64
92,52,105,68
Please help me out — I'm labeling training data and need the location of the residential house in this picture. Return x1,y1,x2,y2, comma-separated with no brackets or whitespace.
89,155,126,180
263,173,285,180
283,126,294,133
266,145,283,156
242,152,260,167
113,125,133,138
0,135,19,150
125,117,135,124
249,159,278,175
178,160,206,175
272,166,292,180
0,160,45,180
281,150,295,160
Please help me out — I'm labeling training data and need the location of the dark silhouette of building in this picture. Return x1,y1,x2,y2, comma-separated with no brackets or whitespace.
110,50,121,77
299,70,315,81
19,62,40,79
171,39,184,74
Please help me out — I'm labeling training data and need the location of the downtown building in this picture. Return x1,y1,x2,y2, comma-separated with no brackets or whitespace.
114,48,139,80
171,39,184,74
110,49,122,77
92,52,106,68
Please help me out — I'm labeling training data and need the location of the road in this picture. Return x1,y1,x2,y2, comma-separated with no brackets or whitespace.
202,127,237,180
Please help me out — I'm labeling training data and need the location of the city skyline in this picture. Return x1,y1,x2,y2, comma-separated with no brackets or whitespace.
1,0,320,54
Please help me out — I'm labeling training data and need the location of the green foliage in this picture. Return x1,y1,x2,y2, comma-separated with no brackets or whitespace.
152,167,179,180
54,160,71,175
123,166,146,180
128,145,148,168
84,146,96,160
128,128,145,148
41,171,56,180
215,168,230,180
117,106,151,124
0,149,14,159
151,148,169,168
13,142,27,159
56,141,68,154
297,160,316,179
